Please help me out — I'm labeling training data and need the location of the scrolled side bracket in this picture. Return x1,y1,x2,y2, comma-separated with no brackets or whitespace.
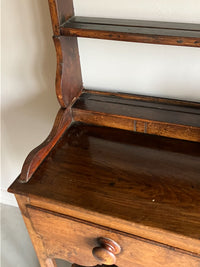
19,108,72,183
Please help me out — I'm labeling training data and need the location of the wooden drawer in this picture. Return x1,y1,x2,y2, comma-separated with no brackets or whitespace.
27,205,200,267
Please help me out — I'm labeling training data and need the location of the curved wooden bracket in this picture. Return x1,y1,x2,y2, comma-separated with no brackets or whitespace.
19,108,72,183
49,0,83,108
54,36,83,108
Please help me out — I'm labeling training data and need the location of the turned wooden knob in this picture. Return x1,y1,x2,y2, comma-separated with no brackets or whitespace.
92,237,121,265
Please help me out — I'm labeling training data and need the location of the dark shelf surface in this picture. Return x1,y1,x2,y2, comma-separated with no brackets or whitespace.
73,92,200,127
72,91,200,142
61,16,200,47
9,122,200,250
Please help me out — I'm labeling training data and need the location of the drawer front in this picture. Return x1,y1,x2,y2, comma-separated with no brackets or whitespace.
27,206,200,267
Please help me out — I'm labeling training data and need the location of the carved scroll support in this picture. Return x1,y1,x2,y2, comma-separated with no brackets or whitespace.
19,108,72,183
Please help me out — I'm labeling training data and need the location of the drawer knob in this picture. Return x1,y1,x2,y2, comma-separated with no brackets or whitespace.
92,237,121,265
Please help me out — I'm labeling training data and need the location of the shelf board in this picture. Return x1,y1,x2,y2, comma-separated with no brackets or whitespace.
72,91,200,142
60,16,200,47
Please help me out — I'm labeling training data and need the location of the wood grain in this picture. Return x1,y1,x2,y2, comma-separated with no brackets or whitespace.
48,0,74,35
68,17,200,31
53,36,83,108
48,0,83,108
72,92,200,142
15,195,58,267
72,265,117,267
83,89,200,108
27,205,200,267
9,123,200,254
92,237,121,265
8,3,200,267
61,16,200,47
19,108,72,183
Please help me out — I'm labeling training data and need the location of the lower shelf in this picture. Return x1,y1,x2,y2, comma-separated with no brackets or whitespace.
72,91,200,142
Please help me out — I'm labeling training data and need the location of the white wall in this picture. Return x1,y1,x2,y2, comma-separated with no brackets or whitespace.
1,0,59,206
1,0,200,206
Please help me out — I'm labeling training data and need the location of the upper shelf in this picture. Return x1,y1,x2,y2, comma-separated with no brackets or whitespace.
60,16,200,47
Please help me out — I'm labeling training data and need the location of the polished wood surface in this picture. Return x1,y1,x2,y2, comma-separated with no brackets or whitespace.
49,0,83,107
8,1,200,266
72,265,117,267
53,36,83,107
73,91,200,142
48,0,74,35
15,195,58,267
26,205,200,267
17,90,200,183
19,108,72,183
84,89,200,108
61,16,200,47
92,237,121,265
9,122,200,254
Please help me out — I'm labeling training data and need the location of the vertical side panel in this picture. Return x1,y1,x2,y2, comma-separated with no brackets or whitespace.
54,36,83,107
57,0,74,25
48,0,74,35
48,0,83,108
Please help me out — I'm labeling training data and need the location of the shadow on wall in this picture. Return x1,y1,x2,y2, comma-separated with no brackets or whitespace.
2,0,59,185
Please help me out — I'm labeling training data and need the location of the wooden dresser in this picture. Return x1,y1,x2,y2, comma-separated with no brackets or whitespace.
8,1,200,266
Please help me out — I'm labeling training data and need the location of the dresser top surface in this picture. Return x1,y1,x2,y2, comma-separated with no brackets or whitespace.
9,122,200,244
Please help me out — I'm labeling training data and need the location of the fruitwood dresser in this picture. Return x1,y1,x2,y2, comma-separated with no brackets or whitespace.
8,1,200,266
